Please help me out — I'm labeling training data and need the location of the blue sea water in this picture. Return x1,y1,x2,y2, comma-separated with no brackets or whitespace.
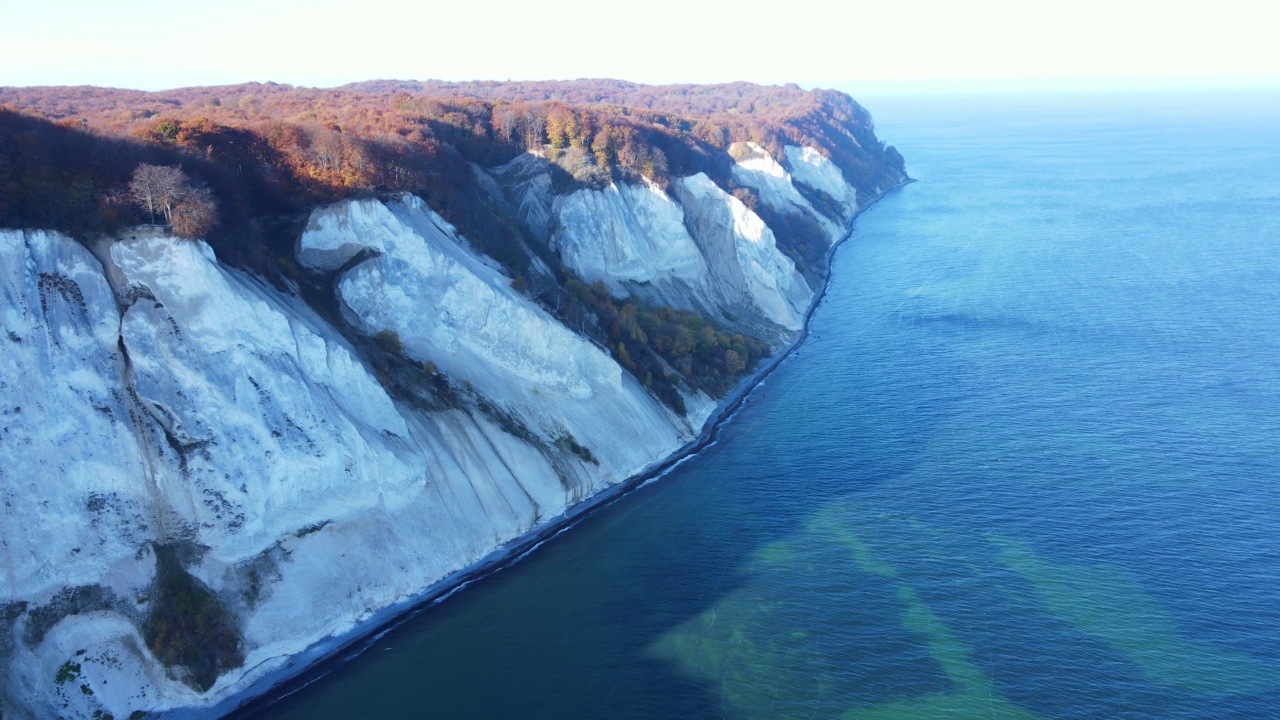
245,93,1280,719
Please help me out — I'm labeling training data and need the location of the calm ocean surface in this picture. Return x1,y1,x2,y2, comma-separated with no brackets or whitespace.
247,93,1280,719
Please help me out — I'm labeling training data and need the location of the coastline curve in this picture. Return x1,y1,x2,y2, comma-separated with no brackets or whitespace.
211,179,915,720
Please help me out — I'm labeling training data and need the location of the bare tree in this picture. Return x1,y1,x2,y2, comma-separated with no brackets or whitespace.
493,106,521,143
524,112,547,150
310,127,344,174
128,163,219,237
129,164,185,225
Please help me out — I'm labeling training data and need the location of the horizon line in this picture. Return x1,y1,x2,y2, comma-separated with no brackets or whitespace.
2,73,1280,97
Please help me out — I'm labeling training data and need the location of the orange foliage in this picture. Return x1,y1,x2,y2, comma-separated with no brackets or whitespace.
1,80,905,285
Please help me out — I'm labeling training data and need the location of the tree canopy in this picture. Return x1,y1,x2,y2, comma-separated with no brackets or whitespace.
0,81,907,404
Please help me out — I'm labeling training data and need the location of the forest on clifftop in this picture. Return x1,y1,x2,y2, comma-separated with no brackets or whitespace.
0,80,903,266
0,80,905,406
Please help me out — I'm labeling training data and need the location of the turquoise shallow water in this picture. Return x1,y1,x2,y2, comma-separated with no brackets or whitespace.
244,93,1280,719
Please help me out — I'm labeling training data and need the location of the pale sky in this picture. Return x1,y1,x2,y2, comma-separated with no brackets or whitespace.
3,0,1278,93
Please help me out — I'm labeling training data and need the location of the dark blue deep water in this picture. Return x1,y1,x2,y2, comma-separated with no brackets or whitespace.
250,94,1280,719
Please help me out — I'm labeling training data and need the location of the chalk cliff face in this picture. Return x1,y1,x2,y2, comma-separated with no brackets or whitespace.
672,172,811,331
535,145,856,334
298,194,701,484
553,179,710,308
0,143,886,719
729,142,846,243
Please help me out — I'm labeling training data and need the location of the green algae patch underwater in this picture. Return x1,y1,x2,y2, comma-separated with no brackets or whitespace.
989,535,1275,697
649,503,1042,719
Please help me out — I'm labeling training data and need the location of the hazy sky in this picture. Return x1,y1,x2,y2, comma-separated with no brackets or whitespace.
3,0,1277,93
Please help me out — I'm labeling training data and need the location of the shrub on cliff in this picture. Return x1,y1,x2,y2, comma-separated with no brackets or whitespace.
559,279,768,410
143,545,244,692
374,328,404,355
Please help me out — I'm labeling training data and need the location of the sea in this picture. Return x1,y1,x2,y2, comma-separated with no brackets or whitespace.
243,91,1280,719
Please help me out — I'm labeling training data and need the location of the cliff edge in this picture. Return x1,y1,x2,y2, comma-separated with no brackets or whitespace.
0,80,906,719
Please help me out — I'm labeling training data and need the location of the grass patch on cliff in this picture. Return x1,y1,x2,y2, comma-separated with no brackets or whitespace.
55,659,81,684
23,586,126,647
554,433,599,465
472,393,541,447
143,544,243,692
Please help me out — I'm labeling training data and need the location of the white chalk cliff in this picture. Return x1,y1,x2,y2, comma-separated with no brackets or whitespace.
553,179,710,308
0,144,873,719
729,141,846,243
540,146,861,334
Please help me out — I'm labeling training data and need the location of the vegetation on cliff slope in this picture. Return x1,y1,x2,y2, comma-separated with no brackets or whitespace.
0,80,904,403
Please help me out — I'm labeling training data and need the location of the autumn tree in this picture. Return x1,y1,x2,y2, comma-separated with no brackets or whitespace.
169,185,219,238
724,348,745,374
591,126,616,171
129,163,184,225
492,104,521,143
545,106,574,150
128,163,220,237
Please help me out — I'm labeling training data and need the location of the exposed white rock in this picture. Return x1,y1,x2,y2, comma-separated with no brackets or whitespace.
730,142,810,213
303,195,606,402
2,227,452,718
487,152,558,243
673,174,812,332
729,142,846,243
554,180,710,303
0,230,150,602
111,236,427,557
3,141,853,715
2,217,712,719
543,171,816,333
785,145,860,218
299,195,693,482
10,611,183,720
